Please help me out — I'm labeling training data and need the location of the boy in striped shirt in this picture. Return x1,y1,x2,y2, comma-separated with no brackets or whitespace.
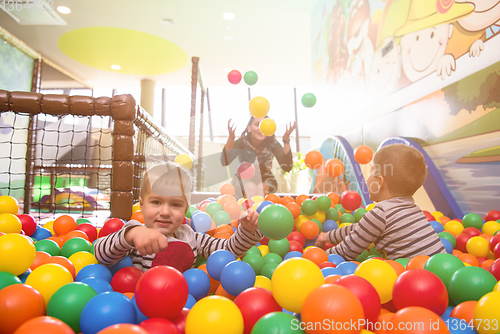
94,162,262,273
316,144,446,260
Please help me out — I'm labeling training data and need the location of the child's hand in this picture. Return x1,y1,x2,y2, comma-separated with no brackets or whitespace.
125,226,168,257
314,232,328,248
239,209,259,233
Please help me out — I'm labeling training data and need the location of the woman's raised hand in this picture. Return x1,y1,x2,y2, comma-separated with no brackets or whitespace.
228,119,237,140
283,121,296,142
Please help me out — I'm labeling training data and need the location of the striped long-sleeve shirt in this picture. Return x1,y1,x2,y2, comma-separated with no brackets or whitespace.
326,197,446,260
94,220,263,272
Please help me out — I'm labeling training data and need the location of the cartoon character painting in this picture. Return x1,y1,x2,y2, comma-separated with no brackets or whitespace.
368,37,401,95
326,1,348,82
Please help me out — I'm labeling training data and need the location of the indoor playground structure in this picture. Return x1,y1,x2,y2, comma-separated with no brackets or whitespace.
1,0,500,333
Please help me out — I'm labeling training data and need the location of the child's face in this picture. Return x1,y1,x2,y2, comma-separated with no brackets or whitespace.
139,192,188,236
366,162,382,202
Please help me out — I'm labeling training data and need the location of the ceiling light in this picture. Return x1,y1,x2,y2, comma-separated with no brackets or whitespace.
160,18,174,26
223,68,232,73
223,12,235,20
57,6,71,14
111,65,121,70
223,35,234,41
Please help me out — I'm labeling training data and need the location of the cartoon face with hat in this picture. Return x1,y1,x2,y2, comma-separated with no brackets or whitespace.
369,37,401,95
395,0,474,82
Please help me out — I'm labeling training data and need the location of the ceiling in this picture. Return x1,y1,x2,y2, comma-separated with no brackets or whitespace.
0,0,318,88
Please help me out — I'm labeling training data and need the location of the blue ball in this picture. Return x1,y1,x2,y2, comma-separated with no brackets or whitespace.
304,238,317,248
328,254,345,265
336,261,358,275
284,251,303,260
322,219,338,232
429,221,444,233
131,296,148,324
220,260,256,296
184,294,197,309
206,249,236,280
106,256,133,275
256,200,273,214
441,238,454,254
76,264,112,283
31,226,52,240
183,268,210,300
80,291,136,334
80,277,113,294
18,269,31,283
191,212,212,232
442,316,476,334
321,267,342,277
442,306,454,319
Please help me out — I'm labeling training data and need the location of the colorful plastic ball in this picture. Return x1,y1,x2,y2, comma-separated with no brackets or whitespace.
61,237,92,258
466,236,490,258
206,249,237,280
325,158,345,177
255,200,272,214
35,239,61,256
302,284,364,333
328,253,345,265
0,233,36,275
438,231,456,248
302,247,328,266
390,307,449,334
455,233,472,253
304,150,323,169
335,274,381,324
237,162,255,180
0,270,21,290
268,238,290,258
336,261,357,275
80,277,113,294
441,238,454,253
445,220,465,235
139,318,180,334
234,287,281,334
68,251,98,274
25,263,74,306
353,208,367,222
339,213,355,225
283,251,303,260
185,295,244,334
243,71,258,86
99,218,125,238
325,207,340,221
429,220,444,233
219,184,235,197
242,253,264,276
462,226,481,237
313,196,330,213
340,191,362,211
98,324,149,333
485,210,500,222
271,258,325,313
205,202,223,218
183,268,210,300
46,282,97,333
259,263,276,281
251,312,304,334
488,258,500,280
52,215,76,236
259,118,276,136
249,96,270,118
354,259,397,304
473,291,500,334
190,211,212,233
321,219,337,233
298,220,319,240
227,70,242,84
0,195,19,214
76,263,112,283
0,284,45,333
75,223,98,243
41,256,76,279
110,266,143,293
482,220,500,236
14,316,75,334
174,154,193,170
106,255,133,275
448,266,497,304
300,199,318,216
262,253,282,266
0,213,22,233
31,226,52,240
221,260,256,296
424,253,465,287
354,145,374,164
257,204,294,240
18,214,37,236
301,93,316,108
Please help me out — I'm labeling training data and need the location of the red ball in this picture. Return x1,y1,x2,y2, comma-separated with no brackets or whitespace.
334,275,381,326
18,214,37,236
462,227,481,237
75,223,98,243
489,234,500,252
237,162,255,180
111,266,144,293
139,318,180,334
135,266,188,319
318,262,337,269
485,210,500,222
392,269,448,316
260,236,269,246
495,243,500,259
288,240,303,253
422,210,435,222
489,258,500,280
323,241,333,250
455,233,472,253
227,70,242,84
340,190,362,211
169,308,189,334
287,231,306,248
99,218,125,238
234,287,282,334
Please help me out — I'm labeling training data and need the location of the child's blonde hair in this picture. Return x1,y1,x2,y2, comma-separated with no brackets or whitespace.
141,162,192,204
373,144,427,197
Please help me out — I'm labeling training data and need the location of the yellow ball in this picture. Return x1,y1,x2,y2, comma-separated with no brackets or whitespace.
0,213,22,234
259,118,276,136
444,220,464,235
0,233,36,275
132,202,141,214
482,221,500,236
487,251,496,260
175,154,193,170
252,195,264,204
25,263,74,305
0,195,19,215
338,222,353,228
249,96,270,118
306,210,326,223
294,215,309,231
43,221,55,235
185,296,244,334
464,262,471,267
366,203,376,211
271,258,325,313
354,259,397,304
474,291,500,334
432,211,444,219
258,245,269,257
254,275,272,291
68,251,98,274
494,281,500,292
466,236,490,258
251,203,259,211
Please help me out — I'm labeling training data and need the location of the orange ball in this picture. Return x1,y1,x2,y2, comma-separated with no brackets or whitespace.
198,263,220,294
325,158,345,177
324,274,343,284
200,202,210,212
213,232,231,239
223,201,241,220
62,230,89,244
281,196,295,206
30,251,52,271
374,312,394,334
220,183,235,196
452,249,463,257
214,224,235,236
130,211,145,224
302,247,328,265
406,255,430,270
219,194,237,207
385,260,406,276
265,193,281,204
450,300,477,324
11,316,74,334
41,256,76,279
299,220,320,240
354,145,373,164
286,202,301,219
215,283,236,301
458,253,479,266
481,259,495,268
53,215,76,236
90,323,148,334
46,236,64,248
0,284,46,334
326,192,340,206
304,150,323,169
295,194,310,206
390,307,449,334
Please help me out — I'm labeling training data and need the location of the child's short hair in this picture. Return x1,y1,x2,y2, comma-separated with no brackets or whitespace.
373,144,427,196
141,162,192,204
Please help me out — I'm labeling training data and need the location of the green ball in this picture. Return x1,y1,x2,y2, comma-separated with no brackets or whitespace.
315,196,331,212
355,250,369,262
246,246,262,257
260,262,278,280
186,205,197,218
212,210,231,226
0,271,21,290
263,253,283,266
424,253,464,287
325,208,339,222
76,218,90,226
339,213,355,225
257,204,294,240
448,266,497,304
244,71,258,86
268,239,290,258
206,202,223,217
251,312,305,334
395,258,410,268
61,238,92,258
438,231,456,248
353,208,368,222
301,200,318,216
335,204,345,214
35,239,61,256
46,282,97,333
462,213,484,230
301,93,317,108
242,253,264,275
